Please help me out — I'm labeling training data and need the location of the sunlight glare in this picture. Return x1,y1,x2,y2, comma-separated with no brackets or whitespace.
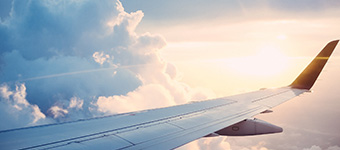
277,34,287,40
225,46,289,77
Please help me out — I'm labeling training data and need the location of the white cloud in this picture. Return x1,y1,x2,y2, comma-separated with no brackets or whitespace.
96,84,176,114
178,136,271,150
303,145,322,150
31,105,46,123
0,0,214,130
68,97,84,110
327,146,340,150
0,84,13,100
93,51,111,65
48,106,68,119
12,83,29,107
0,83,50,130
303,145,340,150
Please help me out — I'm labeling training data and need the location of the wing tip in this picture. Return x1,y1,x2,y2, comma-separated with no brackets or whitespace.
290,40,339,90
328,40,339,47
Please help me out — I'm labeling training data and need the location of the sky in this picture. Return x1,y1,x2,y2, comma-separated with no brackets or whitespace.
0,0,340,150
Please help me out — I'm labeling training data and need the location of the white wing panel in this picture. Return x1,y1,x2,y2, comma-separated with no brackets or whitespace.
40,134,133,150
116,123,183,145
253,88,307,108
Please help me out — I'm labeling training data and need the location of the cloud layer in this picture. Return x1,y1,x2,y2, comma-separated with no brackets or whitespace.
0,0,213,130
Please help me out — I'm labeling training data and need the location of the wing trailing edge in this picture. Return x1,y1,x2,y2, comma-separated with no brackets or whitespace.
290,40,339,90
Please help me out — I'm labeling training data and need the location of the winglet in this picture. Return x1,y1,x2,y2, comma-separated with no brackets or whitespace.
290,40,339,90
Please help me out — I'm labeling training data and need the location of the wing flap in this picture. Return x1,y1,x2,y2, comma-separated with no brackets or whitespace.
116,123,183,145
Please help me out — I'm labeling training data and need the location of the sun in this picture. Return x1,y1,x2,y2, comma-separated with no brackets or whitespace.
225,46,289,77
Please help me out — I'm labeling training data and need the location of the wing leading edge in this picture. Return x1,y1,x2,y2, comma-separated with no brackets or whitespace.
0,40,338,150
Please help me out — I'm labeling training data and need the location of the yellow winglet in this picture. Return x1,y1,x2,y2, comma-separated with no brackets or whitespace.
291,40,339,90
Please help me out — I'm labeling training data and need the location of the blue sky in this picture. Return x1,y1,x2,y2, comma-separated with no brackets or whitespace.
1,0,340,149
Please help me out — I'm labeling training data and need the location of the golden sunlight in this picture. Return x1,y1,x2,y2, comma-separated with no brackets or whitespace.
225,46,290,77
276,34,287,40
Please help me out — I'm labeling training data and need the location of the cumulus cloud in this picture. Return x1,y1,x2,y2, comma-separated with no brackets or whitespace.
68,97,84,110
48,106,68,119
327,146,340,150
0,83,52,130
303,145,340,150
179,136,271,150
96,84,176,114
0,0,213,131
196,137,231,150
93,51,111,65
178,126,339,150
189,126,340,150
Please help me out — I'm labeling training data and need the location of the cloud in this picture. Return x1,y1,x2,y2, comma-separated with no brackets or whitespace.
92,51,111,65
68,97,84,110
0,83,52,130
178,136,271,150
196,137,231,150
179,123,340,150
96,84,176,114
303,146,322,150
0,0,213,131
327,146,340,150
48,105,68,119
303,145,340,150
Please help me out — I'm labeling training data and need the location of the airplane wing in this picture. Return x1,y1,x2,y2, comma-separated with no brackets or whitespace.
0,40,338,150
